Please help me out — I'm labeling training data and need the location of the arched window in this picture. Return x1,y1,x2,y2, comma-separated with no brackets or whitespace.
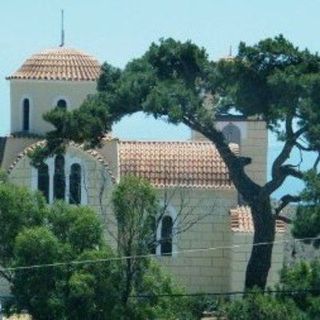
22,99,30,131
69,163,81,204
37,163,49,203
56,99,67,110
54,155,65,200
160,216,173,256
222,123,241,145
148,216,157,254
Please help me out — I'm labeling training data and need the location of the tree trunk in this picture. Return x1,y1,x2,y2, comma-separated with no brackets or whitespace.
245,198,276,289
122,258,133,306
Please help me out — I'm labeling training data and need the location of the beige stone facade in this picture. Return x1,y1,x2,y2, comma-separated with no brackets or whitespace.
9,80,96,135
0,138,285,294
0,45,286,298
192,119,268,187
230,232,286,292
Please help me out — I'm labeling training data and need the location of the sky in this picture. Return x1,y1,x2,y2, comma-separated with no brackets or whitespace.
1,0,320,198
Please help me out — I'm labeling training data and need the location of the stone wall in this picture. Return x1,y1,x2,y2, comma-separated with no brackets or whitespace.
192,119,268,186
241,121,268,186
5,144,288,295
158,188,238,293
0,276,10,297
229,232,287,292
9,80,96,135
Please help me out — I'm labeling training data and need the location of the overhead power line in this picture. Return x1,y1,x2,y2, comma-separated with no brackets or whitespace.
3,289,320,302
0,236,318,273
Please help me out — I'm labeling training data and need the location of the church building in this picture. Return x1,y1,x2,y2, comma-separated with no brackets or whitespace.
0,45,286,295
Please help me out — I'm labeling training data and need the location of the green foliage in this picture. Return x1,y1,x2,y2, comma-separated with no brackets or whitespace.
47,201,103,253
300,170,320,205
115,261,192,320
0,178,190,319
292,205,320,245
292,171,320,246
67,249,119,320
0,183,47,269
10,203,113,320
186,295,226,319
226,291,306,320
112,175,158,255
39,35,320,149
110,176,192,319
222,260,320,320
97,62,121,93
12,227,64,319
280,260,320,313
27,34,320,295
0,169,8,183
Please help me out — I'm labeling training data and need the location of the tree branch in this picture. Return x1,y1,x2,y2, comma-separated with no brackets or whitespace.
276,215,292,224
313,152,320,170
295,141,314,152
279,165,304,180
263,122,307,196
274,194,301,216
182,114,260,200
0,269,12,283
271,120,306,178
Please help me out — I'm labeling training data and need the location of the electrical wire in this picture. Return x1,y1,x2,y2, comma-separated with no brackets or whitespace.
0,236,318,272
3,289,320,302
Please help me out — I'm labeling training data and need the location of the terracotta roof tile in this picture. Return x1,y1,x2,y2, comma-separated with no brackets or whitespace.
7,47,101,81
119,141,237,189
230,206,286,233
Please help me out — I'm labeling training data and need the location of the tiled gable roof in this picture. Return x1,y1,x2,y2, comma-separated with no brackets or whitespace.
119,141,237,189
7,47,101,81
230,206,286,233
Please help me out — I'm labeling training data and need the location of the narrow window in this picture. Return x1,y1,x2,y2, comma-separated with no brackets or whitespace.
161,216,173,256
148,216,157,254
37,163,49,203
222,123,241,145
54,155,65,200
57,99,67,110
69,163,81,204
22,99,30,131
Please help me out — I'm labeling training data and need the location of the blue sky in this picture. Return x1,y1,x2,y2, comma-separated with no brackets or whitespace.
1,0,320,197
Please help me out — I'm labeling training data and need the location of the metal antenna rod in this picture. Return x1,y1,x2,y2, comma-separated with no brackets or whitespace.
60,9,65,47
229,45,232,57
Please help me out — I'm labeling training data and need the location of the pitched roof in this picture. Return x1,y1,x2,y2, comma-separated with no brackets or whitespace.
119,141,237,189
6,138,237,190
7,47,101,81
230,206,286,233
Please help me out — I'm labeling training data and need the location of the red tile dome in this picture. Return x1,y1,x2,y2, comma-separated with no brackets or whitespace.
7,47,101,81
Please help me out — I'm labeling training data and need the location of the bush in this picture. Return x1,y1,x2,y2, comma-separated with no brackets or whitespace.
226,290,307,320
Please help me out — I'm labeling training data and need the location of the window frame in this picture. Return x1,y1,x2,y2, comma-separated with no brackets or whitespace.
20,96,32,132
160,215,173,256
37,162,49,203
156,204,177,257
31,154,87,205
69,163,82,205
222,123,241,146
52,96,71,110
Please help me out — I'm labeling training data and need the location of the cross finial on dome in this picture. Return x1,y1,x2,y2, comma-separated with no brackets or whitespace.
59,9,65,47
